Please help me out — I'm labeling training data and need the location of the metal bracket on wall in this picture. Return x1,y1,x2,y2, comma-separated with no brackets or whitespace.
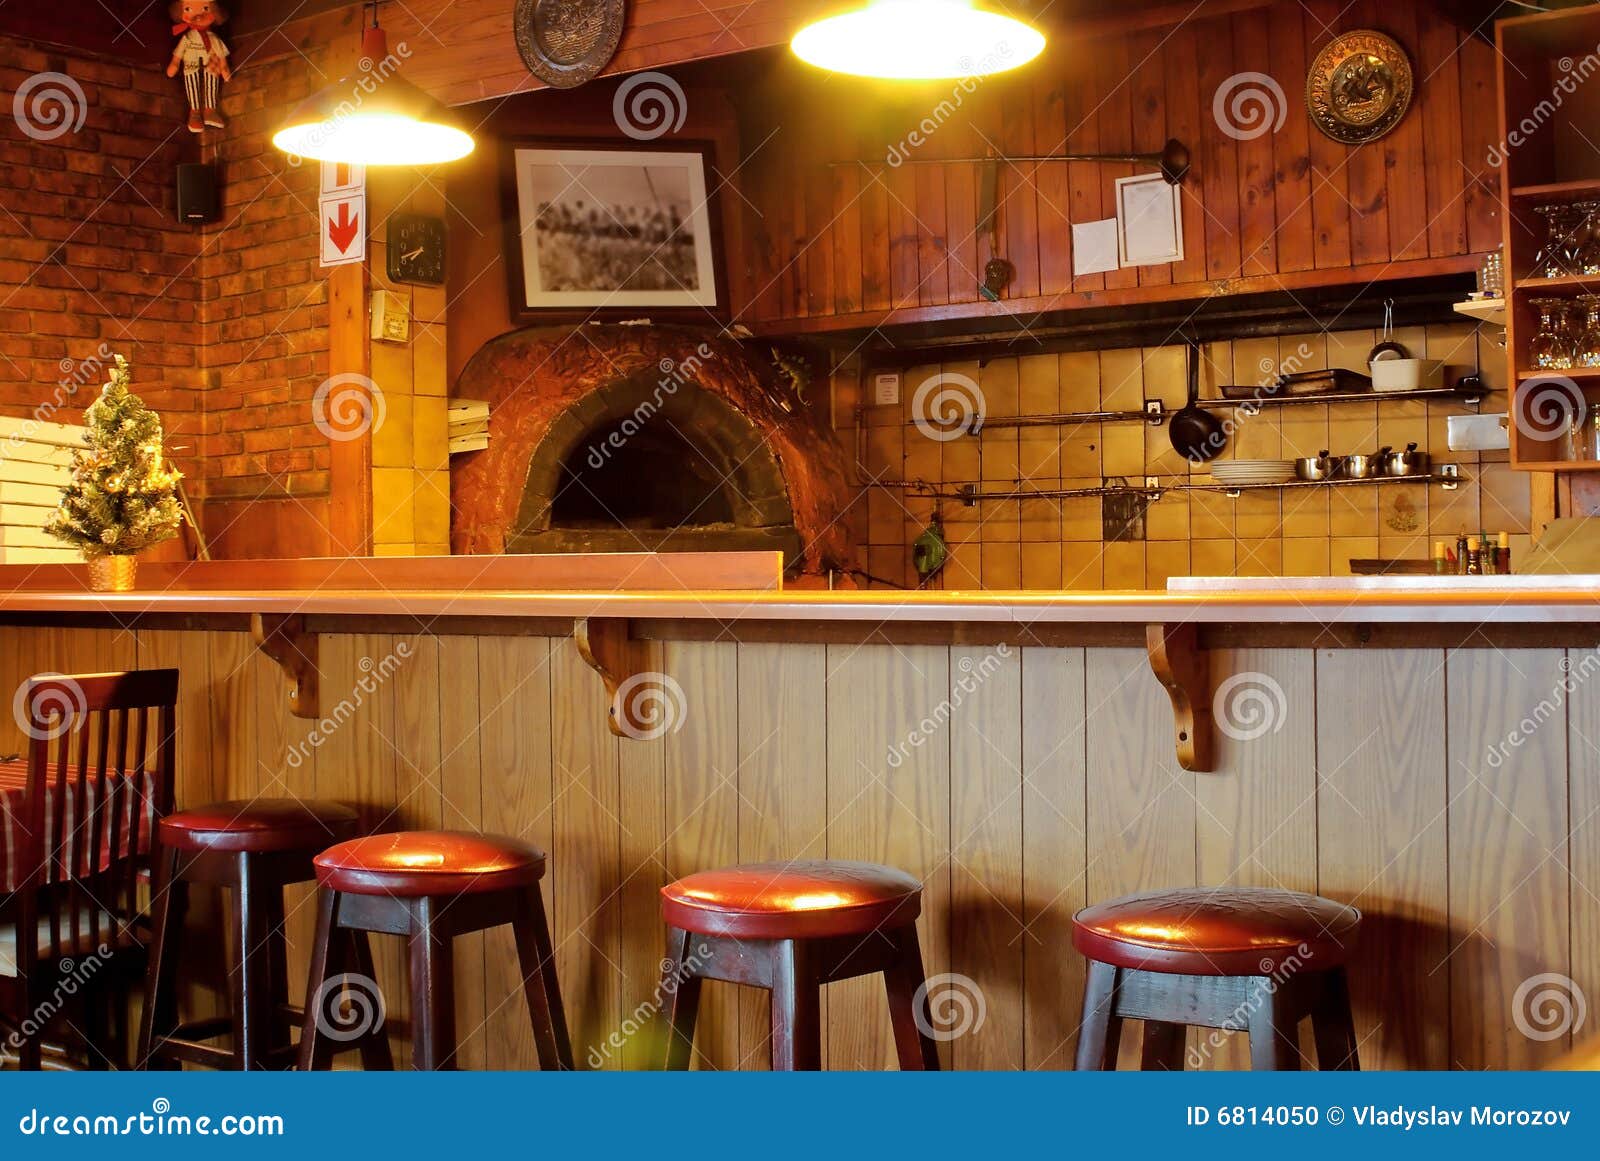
250,613,320,720
1145,622,1214,773
574,617,662,739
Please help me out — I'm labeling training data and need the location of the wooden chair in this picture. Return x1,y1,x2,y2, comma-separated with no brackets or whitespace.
0,669,178,1070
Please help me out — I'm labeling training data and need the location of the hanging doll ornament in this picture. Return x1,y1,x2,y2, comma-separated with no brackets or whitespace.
166,1,232,133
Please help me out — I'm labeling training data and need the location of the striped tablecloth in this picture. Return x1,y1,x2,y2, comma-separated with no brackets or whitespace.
0,758,156,893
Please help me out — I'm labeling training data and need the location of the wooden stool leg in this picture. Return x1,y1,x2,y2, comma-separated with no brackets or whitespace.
1140,1021,1187,1070
1311,968,1360,1071
232,853,274,1070
261,882,291,1056
137,847,184,1069
297,888,339,1071
512,885,574,1070
770,939,821,1071
660,926,703,1070
344,928,395,1070
408,897,456,1071
1247,982,1302,1070
1075,959,1123,1070
883,925,940,1070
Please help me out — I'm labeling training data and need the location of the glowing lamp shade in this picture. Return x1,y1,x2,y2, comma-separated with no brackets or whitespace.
791,0,1045,80
272,27,473,165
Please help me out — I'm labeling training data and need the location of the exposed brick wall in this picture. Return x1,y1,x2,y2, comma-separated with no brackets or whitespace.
0,36,204,483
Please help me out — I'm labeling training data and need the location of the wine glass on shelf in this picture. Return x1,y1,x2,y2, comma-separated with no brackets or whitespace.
1530,203,1580,279
1529,297,1576,369
1576,295,1600,368
1576,201,1600,277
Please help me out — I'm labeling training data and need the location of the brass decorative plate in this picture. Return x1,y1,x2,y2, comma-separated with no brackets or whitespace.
513,0,626,89
1305,29,1413,145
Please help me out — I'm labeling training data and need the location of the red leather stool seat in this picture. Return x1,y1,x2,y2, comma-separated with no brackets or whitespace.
1072,887,1360,976
314,831,546,897
662,860,922,939
159,799,360,855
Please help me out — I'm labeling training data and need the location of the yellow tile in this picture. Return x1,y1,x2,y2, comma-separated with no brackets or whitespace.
414,323,447,395
1058,351,1100,413
1279,333,1328,375
1190,539,1235,576
1190,490,1234,539
1328,537,1379,576
370,340,413,399
981,432,1021,483
1143,344,1187,413
413,284,447,324
414,471,451,545
868,488,904,543
371,392,415,469
1060,423,1102,477
1021,542,1062,590
1019,354,1059,414
372,467,415,543
1229,410,1282,460
940,434,981,482
1234,538,1282,577
1328,402,1381,458
1101,424,1145,476
868,546,910,589
1479,461,1532,533
981,542,1022,589
1232,336,1279,393
980,358,1020,419
1200,340,1232,398
413,394,448,472
865,423,904,476
1281,489,1329,539
942,547,982,590
1018,430,1060,478
1062,542,1104,589
1100,348,1144,411
1236,491,1281,539
1328,483,1378,537
904,426,942,482
1282,538,1330,577
1326,328,1376,373
978,500,1019,544
1061,494,1101,541
1279,405,1330,459
1020,497,1059,541
1146,541,1190,589
1146,492,1190,540
1102,541,1146,590
373,541,416,557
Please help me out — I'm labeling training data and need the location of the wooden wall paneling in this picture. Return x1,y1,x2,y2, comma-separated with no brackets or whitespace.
1302,1,1353,270
948,644,1024,1069
1566,647,1600,1073
860,149,893,314
549,636,623,1067
1457,28,1501,254
887,149,922,309
1128,30,1173,290
912,98,951,307
206,632,261,803
615,667,667,1072
1315,649,1449,1070
1445,648,1571,1069
663,639,740,1069
1033,66,1074,296
1019,647,1087,1070
998,75,1041,301
803,93,837,317
1341,3,1392,267
1230,7,1278,278
475,635,555,1070
1418,15,1468,260
944,89,982,310
1084,647,1197,1064
830,103,864,318
823,643,951,1069
1194,648,1317,1069
734,642,829,1070
1194,16,1243,281
1267,0,1314,274
1162,22,1208,286
1065,43,1107,295
1094,36,1140,293
1381,3,1430,263
772,97,803,320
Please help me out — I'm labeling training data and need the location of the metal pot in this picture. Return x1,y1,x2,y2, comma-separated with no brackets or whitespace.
1383,441,1430,477
1343,446,1390,480
1295,449,1343,482
1168,339,1226,464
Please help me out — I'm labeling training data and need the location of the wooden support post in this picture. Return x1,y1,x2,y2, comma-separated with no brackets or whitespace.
1145,622,1214,773
574,617,662,739
250,613,320,720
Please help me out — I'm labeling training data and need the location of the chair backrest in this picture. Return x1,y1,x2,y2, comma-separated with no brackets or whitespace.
14,669,178,968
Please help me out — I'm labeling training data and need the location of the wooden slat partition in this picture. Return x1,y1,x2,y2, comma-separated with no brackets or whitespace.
13,623,1597,1070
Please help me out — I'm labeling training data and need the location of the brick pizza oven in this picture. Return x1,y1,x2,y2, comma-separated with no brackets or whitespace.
450,325,854,577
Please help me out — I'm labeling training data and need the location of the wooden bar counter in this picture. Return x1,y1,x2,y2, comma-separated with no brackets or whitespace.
2,554,1597,1070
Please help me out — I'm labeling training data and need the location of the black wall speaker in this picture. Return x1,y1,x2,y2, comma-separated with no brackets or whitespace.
175,163,217,225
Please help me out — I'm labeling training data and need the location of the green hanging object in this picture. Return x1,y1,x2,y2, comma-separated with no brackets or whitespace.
912,519,949,582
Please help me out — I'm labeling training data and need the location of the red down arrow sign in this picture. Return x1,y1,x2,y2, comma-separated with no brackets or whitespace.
319,193,366,267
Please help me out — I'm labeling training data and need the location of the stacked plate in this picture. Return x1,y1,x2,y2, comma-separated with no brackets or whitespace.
1209,459,1296,486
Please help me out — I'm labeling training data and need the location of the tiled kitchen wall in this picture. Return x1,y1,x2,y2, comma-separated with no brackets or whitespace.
839,323,1531,590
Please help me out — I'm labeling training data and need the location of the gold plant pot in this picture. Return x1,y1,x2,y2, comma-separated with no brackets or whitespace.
85,555,137,593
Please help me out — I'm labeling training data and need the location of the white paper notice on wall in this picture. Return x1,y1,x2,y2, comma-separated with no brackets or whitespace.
1072,218,1120,277
1116,173,1184,267
320,193,366,268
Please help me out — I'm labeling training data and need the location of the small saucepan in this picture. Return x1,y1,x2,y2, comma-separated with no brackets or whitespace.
1383,442,1430,477
1169,339,1226,464
1343,446,1390,480
1295,449,1343,482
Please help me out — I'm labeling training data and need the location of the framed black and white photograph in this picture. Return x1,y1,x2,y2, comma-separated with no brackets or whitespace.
502,140,726,322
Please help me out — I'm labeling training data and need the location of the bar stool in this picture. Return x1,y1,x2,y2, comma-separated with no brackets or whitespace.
137,798,383,1070
658,860,939,1071
298,830,573,1072
1072,886,1361,1071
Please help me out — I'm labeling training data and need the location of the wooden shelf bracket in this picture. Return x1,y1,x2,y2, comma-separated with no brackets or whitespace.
1146,622,1214,773
574,617,663,739
250,613,320,720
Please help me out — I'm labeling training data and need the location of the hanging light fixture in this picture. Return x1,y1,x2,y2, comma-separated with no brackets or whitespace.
791,0,1045,80
272,4,473,166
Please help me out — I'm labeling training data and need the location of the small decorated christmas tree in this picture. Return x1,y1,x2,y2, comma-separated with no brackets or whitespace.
45,355,184,560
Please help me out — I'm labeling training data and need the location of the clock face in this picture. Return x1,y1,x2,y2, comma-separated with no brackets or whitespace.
387,213,446,285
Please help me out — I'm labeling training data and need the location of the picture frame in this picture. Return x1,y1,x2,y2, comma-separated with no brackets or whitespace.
1115,171,1184,268
501,139,728,323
